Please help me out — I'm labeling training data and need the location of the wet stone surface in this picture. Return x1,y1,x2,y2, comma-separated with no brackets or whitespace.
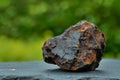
0,59,120,80
42,21,106,71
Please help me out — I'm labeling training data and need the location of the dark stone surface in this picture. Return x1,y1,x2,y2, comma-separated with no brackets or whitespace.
0,59,120,80
42,21,106,71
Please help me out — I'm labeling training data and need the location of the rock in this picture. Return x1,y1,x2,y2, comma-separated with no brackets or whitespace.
42,21,106,71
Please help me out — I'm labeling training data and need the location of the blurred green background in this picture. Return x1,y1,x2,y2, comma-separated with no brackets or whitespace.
0,0,120,62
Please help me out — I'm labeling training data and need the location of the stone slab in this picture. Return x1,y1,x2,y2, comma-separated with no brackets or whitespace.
0,59,120,80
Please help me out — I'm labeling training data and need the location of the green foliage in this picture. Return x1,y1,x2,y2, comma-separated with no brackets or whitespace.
0,0,120,61
0,30,53,62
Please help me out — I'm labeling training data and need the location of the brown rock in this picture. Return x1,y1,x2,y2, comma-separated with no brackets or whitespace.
42,21,106,71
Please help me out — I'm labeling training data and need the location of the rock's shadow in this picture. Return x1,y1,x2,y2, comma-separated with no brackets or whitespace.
44,69,120,80
45,68,105,74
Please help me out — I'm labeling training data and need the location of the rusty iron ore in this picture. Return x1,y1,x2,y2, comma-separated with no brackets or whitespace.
42,21,106,71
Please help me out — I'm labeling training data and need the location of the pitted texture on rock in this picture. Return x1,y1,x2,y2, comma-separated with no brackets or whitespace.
42,21,106,71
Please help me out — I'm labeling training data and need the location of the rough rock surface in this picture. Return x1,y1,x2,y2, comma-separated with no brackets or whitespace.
42,21,106,71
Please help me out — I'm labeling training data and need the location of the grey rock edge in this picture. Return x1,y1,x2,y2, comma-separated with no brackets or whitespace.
0,59,120,80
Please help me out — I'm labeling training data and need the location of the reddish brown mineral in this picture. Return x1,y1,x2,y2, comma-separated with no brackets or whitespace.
42,21,106,71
